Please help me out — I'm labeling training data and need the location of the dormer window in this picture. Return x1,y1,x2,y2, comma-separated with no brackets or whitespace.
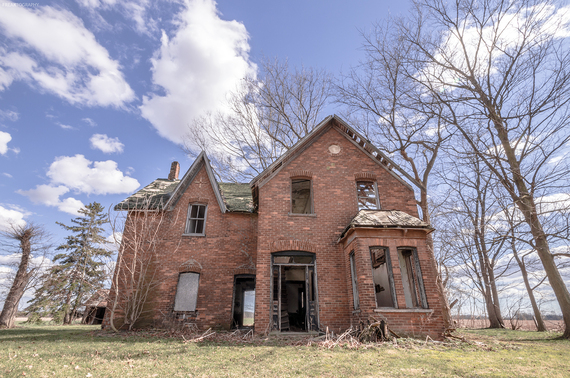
356,181,380,210
291,179,312,214
185,204,207,235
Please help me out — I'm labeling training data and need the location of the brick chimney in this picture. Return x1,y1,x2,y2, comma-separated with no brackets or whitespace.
168,161,180,180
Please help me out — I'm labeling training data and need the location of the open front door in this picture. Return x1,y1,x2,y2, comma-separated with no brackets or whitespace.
271,252,318,332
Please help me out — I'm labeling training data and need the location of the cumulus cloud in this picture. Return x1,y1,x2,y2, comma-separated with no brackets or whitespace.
0,2,135,107
140,0,256,145
0,204,27,231
90,134,124,154
0,131,10,155
47,155,138,194
18,154,139,215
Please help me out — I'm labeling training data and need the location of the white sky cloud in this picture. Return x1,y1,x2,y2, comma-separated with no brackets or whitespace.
0,131,11,155
76,0,154,35
18,154,139,215
47,154,139,194
90,133,124,154
82,117,97,127
0,2,135,107
140,0,257,145
0,109,18,121
0,204,27,231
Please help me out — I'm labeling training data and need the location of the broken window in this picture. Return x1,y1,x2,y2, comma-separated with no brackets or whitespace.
174,272,200,312
291,179,312,214
370,247,397,308
356,181,380,210
185,204,207,235
397,248,428,309
349,251,359,310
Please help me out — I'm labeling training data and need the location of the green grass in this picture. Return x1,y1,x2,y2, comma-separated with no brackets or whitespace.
0,324,568,377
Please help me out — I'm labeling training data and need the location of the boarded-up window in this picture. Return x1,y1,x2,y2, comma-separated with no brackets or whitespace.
356,181,380,210
291,179,312,214
349,252,359,310
185,204,207,235
174,272,200,311
370,247,397,308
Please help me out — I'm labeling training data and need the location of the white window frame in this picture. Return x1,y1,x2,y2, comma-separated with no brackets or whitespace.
185,204,207,235
356,181,381,210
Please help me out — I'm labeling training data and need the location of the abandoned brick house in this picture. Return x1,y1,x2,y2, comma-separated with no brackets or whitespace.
103,115,446,339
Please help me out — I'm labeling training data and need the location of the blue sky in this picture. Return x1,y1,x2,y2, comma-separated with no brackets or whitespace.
0,0,410,240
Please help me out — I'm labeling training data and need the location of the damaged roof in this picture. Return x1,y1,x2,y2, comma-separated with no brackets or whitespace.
218,183,254,212
339,209,433,241
115,179,180,210
115,178,254,213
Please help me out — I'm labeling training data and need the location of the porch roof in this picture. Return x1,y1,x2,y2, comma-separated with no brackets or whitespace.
338,210,433,242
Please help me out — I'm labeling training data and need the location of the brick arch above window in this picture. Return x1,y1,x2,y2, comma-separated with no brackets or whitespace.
289,170,313,179
179,259,202,273
354,172,377,181
270,239,319,254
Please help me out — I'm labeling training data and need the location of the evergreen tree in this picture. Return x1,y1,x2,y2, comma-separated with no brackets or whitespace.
27,203,111,324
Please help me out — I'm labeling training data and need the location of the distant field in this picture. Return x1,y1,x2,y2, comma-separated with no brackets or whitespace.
455,318,564,331
0,323,568,377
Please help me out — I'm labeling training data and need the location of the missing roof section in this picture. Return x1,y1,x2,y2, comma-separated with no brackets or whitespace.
115,179,180,210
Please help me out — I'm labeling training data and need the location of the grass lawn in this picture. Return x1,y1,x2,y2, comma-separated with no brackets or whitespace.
0,324,568,377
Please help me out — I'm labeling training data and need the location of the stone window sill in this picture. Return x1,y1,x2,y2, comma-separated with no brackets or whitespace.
374,308,433,313
288,213,317,217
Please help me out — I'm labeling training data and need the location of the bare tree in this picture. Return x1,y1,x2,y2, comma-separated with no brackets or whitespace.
397,0,570,338
437,151,511,328
0,223,51,328
335,18,453,331
108,199,182,331
185,58,332,182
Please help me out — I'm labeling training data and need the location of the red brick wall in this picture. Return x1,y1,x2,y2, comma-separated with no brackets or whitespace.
254,125,421,334
104,166,257,330
342,228,446,339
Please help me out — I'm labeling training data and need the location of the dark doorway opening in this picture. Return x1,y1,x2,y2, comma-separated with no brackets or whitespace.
232,275,255,329
271,252,318,332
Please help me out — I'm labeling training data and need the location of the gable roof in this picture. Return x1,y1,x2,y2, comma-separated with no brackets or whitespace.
164,151,227,212
249,115,424,191
115,152,254,213
338,209,433,242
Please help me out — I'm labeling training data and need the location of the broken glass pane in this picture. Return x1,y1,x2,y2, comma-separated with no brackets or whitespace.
357,181,379,210
291,179,312,214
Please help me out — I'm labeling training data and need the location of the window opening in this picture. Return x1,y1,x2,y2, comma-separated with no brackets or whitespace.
174,272,199,312
185,204,207,235
370,247,397,308
232,275,255,328
356,181,380,210
397,248,428,309
291,179,312,214
349,252,359,310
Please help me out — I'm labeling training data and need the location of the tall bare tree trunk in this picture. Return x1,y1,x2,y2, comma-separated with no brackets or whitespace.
0,228,35,328
510,239,547,332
